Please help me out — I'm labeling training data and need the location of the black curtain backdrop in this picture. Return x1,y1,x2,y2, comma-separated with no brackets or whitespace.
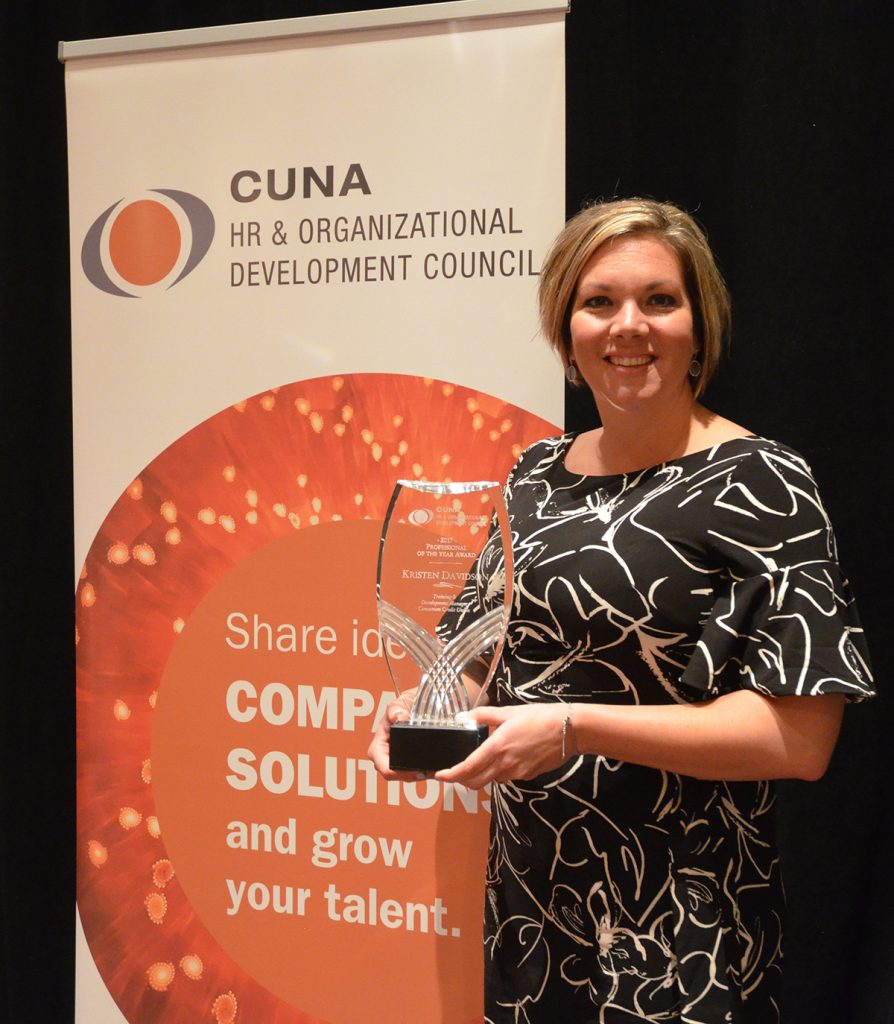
2,2,891,1021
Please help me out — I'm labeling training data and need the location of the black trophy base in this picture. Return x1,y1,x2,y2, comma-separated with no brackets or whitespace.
389,721,489,772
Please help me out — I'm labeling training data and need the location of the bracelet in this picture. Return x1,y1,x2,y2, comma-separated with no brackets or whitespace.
561,709,578,760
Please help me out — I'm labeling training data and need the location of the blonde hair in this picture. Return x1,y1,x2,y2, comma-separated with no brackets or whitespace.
538,198,730,397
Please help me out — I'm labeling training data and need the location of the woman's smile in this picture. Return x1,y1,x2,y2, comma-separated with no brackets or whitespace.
605,353,655,368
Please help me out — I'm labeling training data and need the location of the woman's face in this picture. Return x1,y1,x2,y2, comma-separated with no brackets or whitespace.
568,234,697,411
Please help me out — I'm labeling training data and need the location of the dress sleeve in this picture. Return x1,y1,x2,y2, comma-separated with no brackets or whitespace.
680,443,874,701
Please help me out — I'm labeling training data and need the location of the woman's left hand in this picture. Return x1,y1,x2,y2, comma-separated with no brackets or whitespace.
435,704,574,790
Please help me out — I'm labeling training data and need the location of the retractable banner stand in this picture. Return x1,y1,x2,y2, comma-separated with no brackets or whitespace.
62,3,565,1021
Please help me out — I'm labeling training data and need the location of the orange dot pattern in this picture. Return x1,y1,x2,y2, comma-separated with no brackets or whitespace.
133,543,157,566
152,859,175,888
76,374,556,1024
118,807,142,830
145,891,167,925
212,991,238,1023
147,961,175,992
180,953,203,980
87,841,108,869
108,542,130,565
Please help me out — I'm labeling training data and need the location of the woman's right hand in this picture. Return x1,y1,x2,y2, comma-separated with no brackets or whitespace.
367,692,420,781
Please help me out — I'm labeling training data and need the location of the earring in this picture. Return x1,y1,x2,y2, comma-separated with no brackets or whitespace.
688,357,702,378
565,362,580,384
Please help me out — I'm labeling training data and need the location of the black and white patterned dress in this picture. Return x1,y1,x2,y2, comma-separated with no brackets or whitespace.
442,433,874,1024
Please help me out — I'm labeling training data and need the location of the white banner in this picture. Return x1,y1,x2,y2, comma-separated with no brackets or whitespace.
65,3,564,1022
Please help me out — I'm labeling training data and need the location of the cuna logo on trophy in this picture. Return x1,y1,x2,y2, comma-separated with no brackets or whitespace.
81,189,215,297
407,508,434,526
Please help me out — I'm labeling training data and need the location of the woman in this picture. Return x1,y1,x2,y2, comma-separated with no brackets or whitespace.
370,198,873,1022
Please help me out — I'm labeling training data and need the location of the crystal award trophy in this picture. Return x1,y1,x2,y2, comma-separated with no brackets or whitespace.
377,480,513,772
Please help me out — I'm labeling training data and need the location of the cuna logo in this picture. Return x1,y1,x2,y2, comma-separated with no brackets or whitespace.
81,189,215,297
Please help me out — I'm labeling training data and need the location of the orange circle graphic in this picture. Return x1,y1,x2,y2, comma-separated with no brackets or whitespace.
108,199,181,286
76,373,557,1024
154,520,492,1022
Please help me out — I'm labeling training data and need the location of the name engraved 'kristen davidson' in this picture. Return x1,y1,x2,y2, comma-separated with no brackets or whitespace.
401,570,473,581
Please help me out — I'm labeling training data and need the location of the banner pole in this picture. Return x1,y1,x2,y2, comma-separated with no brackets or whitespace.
59,0,568,62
